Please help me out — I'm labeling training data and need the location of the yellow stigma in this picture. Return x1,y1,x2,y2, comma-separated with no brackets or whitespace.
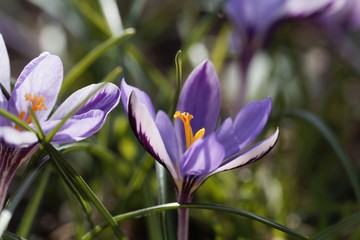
174,111,205,149
15,93,47,130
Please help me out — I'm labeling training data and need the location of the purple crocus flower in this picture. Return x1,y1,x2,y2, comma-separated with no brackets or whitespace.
0,35,120,210
223,0,332,110
224,0,332,66
121,60,279,204
319,0,360,30
317,0,360,72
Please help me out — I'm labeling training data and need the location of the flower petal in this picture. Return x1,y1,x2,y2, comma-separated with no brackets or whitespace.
0,35,10,94
175,60,221,150
8,52,63,120
216,98,272,157
42,110,105,143
50,83,120,119
179,134,225,178
224,0,285,38
128,91,179,180
211,127,279,175
120,79,155,118
0,126,38,147
155,110,180,165
285,0,332,17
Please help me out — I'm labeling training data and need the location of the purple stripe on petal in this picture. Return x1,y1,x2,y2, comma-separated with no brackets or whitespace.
0,142,38,210
128,92,179,179
42,110,105,143
50,83,120,120
8,53,63,121
211,127,279,175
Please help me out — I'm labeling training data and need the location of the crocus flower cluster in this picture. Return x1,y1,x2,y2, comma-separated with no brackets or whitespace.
0,35,120,210
121,60,279,203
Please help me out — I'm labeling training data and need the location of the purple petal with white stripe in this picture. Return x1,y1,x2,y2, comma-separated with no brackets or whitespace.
51,83,120,119
121,79,156,118
128,92,179,180
8,52,63,121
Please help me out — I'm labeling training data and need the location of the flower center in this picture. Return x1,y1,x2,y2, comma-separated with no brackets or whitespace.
174,111,205,149
15,93,47,130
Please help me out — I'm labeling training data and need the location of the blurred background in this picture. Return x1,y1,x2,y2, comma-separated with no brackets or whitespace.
2,0,360,239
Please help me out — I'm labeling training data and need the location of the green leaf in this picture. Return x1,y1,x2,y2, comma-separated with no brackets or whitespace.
285,109,360,206
17,167,51,237
3,231,26,240
0,109,35,133
82,202,309,240
169,50,182,116
60,28,135,96
44,144,126,239
311,212,360,240
73,0,111,36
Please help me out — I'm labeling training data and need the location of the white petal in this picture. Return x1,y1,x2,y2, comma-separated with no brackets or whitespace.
0,126,38,147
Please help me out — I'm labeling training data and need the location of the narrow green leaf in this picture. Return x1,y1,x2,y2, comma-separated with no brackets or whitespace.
28,107,45,140
44,144,126,239
169,50,182,116
285,109,360,206
3,231,26,240
60,28,135,95
17,167,51,237
311,212,360,240
0,109,35,133
0,83,10,100
82,202,308,240
45,145,95,226
73,0,111,36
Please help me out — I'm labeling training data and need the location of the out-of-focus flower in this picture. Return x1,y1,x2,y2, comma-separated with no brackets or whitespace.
224,0,332,70
0,35,120,210
318,0,360,30
121,60,279,203
316,0,360,72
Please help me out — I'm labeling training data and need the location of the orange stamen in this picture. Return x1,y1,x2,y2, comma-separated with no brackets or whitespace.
15,93,47,130
174,111,205,149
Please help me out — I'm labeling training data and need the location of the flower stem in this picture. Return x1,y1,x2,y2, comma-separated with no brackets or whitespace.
177,207,189,240
176,189,192,240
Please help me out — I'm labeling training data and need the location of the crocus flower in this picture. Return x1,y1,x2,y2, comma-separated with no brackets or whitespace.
0,35,120,210
318,0,360,30
223,0,333,110
317,0,360,73
121,60,279,204
224,0,332,66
